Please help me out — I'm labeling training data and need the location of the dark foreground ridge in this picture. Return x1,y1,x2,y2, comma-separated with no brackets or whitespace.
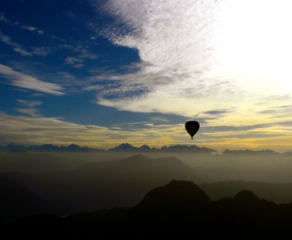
13,180,292,238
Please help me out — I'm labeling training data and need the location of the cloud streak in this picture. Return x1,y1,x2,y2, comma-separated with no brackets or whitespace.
0,30,32,56
17,100,43,108
0,111,180,148
0,12,47,36
0,64,65,95
16,100,43,117
1,110,292,151
0,30,53,56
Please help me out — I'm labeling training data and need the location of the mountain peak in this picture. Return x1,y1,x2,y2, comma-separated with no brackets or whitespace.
110,143,137,151
234,190,259,203
121,143,132,146
68,144,80,148
139,145,151,150
161,145,216,153
135,180,210,212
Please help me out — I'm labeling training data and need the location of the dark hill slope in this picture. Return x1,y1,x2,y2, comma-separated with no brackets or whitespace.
17,181,292,238
200,181,292,204
0,155,206,214
0,177,52,223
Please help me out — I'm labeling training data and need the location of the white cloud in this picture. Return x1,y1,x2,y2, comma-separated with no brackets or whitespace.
90,0,240,117
92,0,292,120
0,64,65,95
23,26,37,31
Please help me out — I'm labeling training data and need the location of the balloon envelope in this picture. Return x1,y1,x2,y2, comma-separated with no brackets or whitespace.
185,121,200,140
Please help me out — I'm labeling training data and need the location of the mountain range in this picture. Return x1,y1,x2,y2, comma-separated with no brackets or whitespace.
14,180,292,238
3,154,292,224
0,142,217,154
1,142,289,155
0,155,206,217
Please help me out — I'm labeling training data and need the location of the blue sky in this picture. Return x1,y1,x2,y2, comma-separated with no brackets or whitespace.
0,0,185,127
1,0,292,151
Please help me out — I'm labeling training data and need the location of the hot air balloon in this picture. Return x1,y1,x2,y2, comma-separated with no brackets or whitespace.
185,121,200,140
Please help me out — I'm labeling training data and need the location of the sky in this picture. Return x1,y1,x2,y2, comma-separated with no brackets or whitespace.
1,0,292,151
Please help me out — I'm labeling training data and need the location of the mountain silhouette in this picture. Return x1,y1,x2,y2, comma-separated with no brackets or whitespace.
1,142,217,154
200,181,292,204
59,155,205,212
0,155,206,215
139,144,151,151
5,153,292,219
134,180,210,211
109,143,139,151
234,190,259,203
161,144,216,153
14,180,289,238
129,180,211,229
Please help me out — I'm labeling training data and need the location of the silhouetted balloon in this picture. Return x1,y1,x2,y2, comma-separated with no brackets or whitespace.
185,121,200,140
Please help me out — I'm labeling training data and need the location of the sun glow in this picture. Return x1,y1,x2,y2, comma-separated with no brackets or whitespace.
214,0,292,95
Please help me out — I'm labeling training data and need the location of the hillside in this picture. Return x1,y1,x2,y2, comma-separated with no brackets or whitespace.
0,155,206,216
16,180,292,238
201,181,292,204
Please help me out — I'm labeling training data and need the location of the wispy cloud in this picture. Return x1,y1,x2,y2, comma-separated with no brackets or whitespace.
22,26,37,31
151,117,169,122
0,30,53,56
0,12,45,35
16,108,40,117
65,48,98,68
88,0,292,125
0,64,65,95
88,0,241,118
1,110,292,151
0,12,10,24
31,47,52,56
85,82,151,100
0,30,32,56
0,111,179,148
16,100,43,117
203,109,232,116
17,100,43,108
0,12,66,42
